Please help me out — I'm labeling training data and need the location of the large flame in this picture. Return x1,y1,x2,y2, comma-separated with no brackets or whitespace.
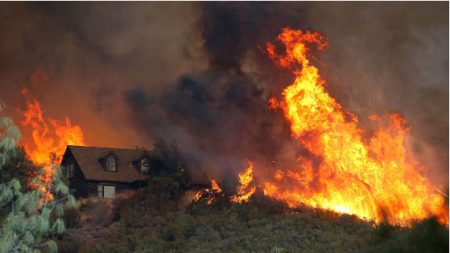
262,28,448,226
231,161,256,203
21,88,85,202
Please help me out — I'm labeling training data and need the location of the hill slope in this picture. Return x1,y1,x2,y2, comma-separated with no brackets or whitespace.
58,189,448,253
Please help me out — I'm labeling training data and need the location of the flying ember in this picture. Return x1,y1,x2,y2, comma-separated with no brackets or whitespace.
262,28,448,226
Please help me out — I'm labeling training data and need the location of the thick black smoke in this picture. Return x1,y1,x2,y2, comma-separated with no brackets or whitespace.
120,3,334,179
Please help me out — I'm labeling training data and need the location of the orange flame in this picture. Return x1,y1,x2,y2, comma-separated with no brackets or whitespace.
211,179,222,193
231,161,256,203
21,88,85,202
194,179,224,204
195,163,257,205
262,28,448,226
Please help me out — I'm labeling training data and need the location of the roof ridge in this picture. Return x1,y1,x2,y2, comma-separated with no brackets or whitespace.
68,145,148,151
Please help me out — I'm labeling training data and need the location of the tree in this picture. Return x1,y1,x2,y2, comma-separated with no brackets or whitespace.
0,146,39,188
146,138,192,199
0,114,75,253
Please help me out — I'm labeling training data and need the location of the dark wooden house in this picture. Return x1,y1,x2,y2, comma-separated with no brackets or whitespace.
60,145,209,198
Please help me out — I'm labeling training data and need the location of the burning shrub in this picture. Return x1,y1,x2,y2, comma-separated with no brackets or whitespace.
64,182,445,253
0,113,75,253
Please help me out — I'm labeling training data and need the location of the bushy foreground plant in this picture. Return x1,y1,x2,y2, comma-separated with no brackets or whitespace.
0,113,74,252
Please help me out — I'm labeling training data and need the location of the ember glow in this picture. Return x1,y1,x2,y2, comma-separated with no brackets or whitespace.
21,88,85,202
261,28,448,226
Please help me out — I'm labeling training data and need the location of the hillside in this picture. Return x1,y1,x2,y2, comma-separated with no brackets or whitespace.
57,188,449,253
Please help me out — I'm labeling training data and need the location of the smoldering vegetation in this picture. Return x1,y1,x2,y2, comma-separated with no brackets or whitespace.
0,2,447,184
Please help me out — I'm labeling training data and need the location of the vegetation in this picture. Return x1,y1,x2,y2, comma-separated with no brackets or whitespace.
0,146,40,187
57,186,448,253
54,137,450,253
0,115,74,253
0,146,41,221
144,138,192,200
1,115,447,253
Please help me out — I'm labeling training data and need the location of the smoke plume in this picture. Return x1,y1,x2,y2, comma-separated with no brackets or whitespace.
0,2,447,185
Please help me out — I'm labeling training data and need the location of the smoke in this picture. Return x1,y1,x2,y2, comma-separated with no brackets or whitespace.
0,3,447,184
0,2,206,148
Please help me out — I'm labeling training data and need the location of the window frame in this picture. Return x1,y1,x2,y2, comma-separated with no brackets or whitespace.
140,158,150,173
67,163,75,178
97,184,116,198
106,156,117,172
103,185,116,198
97,184,103,198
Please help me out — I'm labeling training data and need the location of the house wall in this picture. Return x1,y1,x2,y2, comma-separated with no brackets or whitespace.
61,151,89,198
86,181,129,198
70,178,147,198
61,148,149,198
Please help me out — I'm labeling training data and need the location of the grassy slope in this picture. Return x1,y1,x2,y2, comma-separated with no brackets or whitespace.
58,189,449,253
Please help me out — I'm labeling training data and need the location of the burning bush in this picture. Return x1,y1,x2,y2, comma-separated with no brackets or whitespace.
0,111,75,253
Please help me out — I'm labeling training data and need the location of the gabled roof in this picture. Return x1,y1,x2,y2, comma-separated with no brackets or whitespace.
63,145,147,183
61,145,210,185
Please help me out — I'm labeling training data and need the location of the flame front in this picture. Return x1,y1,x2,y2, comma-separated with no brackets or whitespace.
231,161,256,203
263,28,448,226
21,88,85,202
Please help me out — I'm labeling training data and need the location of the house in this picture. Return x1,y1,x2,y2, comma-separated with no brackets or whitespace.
60,145,210,198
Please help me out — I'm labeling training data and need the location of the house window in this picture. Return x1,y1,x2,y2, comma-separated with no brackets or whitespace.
67,163,75,178
98,184,116,198
140,159,150,173
106,156,116,172
97,185,103,197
